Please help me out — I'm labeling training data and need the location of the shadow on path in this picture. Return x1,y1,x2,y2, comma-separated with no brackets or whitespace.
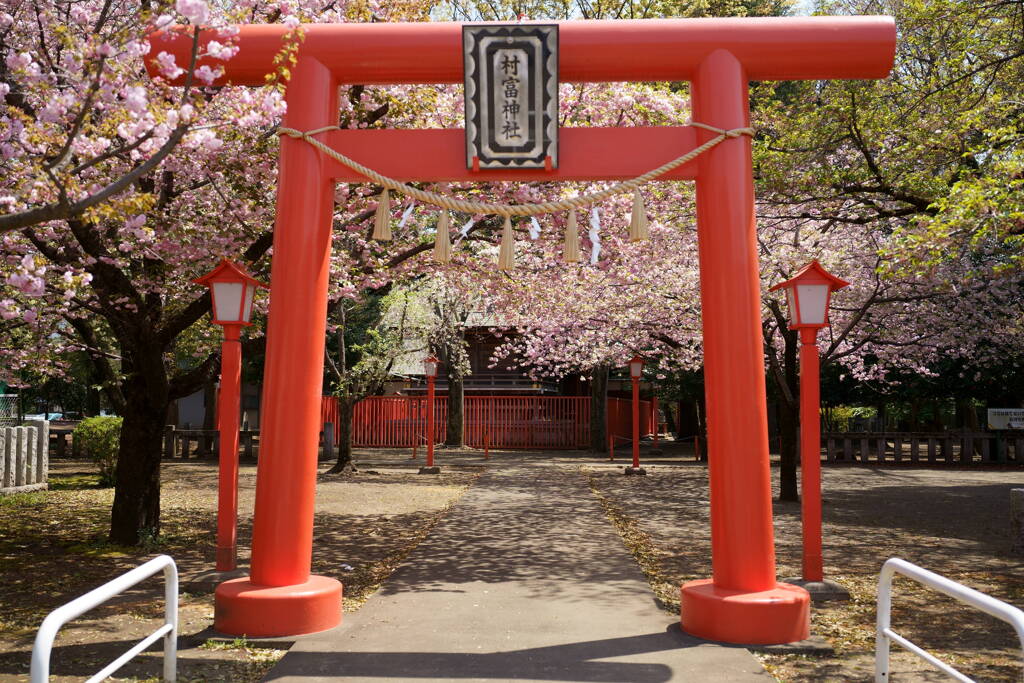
265,461,768,682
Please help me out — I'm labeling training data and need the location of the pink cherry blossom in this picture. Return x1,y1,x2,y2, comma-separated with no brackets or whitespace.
175,0,209,26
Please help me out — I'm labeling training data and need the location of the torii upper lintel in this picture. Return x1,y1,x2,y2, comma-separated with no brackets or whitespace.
145,16,895,647
148,16,895,86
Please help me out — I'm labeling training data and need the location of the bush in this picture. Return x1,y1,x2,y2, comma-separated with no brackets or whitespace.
72,416,122,486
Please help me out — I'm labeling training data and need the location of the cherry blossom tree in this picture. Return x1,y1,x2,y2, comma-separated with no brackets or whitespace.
0,0,437,544
0,0,698,542
754,0,1024,498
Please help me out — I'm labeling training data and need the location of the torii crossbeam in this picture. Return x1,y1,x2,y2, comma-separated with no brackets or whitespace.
147,16,895,646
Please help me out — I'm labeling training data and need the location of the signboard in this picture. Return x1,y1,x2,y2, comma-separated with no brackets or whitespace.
463,24,558,170
988,408,1024,430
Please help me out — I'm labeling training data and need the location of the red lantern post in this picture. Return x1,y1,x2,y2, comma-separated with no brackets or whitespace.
770,260,849,589
421,355,441,474
626,355,646,475
194,259,267,572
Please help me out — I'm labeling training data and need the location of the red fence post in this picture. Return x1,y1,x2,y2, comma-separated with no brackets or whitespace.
652,396,659,449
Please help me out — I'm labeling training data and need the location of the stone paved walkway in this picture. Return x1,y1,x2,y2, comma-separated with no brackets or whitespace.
263,461,771,682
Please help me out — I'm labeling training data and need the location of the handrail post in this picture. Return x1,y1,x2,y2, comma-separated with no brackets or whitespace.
31,555,178,683
164,560,178,682
875,557,1024,682
874,562,894,682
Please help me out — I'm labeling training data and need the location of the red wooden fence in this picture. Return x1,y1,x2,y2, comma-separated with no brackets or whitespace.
607,397,655,442
321,396,447,447
322,395,655,450
465,396,591,449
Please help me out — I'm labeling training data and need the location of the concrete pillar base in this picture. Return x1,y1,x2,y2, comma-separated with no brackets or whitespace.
419,466,441,474
780,577,851,603
681,579,809,645
215,575,342,637
624,467,647,476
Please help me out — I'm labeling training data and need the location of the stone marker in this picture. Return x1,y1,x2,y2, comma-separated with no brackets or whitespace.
24,426,35,485
37,420,49,483
1012,489,1024,555
13,427,25,487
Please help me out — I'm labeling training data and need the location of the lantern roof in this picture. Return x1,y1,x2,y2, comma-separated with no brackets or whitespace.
768,259,849,293
194,258,268,288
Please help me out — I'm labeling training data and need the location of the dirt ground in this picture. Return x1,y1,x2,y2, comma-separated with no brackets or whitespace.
0,453,479,682
586,453,1024,682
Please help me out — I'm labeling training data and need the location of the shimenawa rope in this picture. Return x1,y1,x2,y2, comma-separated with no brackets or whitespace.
276,122,753,217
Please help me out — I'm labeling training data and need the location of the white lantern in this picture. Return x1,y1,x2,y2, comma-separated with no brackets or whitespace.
628,355,644,379
423,355,440,378
770,260,849,329
194,259,267,326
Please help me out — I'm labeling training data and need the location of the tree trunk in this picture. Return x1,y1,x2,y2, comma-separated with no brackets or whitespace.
86,383,102,417
590,365,609,452
955,398,979,430
446,368,465,447
166,401,179,429
678,398,699,438
929,398,943,430
955,398,982,455
201,379,216,456
109,357,169,545
775,331,800,502
328,396,356,473
909,399,921,431
777,394,799,502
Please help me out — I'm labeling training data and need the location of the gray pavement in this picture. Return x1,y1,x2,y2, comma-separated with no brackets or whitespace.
264,461,771,682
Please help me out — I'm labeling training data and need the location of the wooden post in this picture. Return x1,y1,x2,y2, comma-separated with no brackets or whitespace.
910,436,919,463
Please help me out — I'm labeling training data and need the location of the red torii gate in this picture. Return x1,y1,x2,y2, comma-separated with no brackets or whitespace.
148,16,895,645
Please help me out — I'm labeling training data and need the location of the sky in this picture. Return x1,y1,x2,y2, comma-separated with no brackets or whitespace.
793,0,815,14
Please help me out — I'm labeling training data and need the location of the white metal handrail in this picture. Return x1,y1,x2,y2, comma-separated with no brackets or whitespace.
875,557,1024,682
31,554,178,683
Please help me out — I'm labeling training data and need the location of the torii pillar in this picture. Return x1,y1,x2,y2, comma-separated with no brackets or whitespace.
147,16,895,644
